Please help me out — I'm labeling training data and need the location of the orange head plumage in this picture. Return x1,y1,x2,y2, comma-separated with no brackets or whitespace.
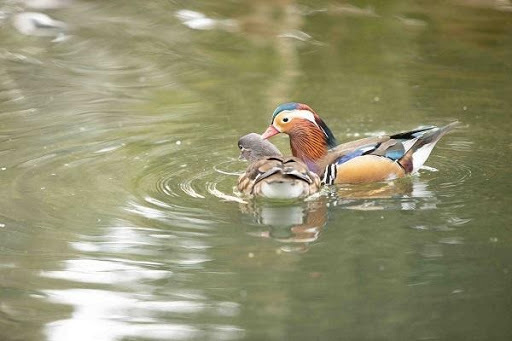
261,102,337,173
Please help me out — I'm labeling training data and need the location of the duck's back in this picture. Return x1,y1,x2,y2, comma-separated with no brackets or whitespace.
238,156,320,199
319,123,458,184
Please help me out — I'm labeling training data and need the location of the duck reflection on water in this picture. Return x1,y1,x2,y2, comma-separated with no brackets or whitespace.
239,175,435,251
331,176,436,211
239,199,327,253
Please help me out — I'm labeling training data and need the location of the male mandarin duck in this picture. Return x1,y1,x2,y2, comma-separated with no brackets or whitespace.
237,133,321,199
261,102,458,184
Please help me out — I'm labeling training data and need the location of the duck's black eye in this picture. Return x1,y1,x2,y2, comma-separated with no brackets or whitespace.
283,117,289,123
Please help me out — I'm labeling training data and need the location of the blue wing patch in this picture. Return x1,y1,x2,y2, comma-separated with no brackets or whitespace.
384,149,405,160
335,145,376,165
334,141,407,164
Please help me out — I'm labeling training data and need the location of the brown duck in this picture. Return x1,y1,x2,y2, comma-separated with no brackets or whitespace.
237,133,321,199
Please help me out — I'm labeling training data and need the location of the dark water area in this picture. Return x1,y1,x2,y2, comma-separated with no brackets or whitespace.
0,0,511,340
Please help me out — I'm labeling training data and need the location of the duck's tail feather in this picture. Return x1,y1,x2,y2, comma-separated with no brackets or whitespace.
398,121,459,174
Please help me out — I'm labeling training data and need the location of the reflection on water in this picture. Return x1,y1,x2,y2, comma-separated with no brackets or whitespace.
240,198,327,252
1,0,511,340
41,222,243,341
237,163,469,251
329,176,436,211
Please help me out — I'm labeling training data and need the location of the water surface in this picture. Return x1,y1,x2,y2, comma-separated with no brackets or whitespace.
1,1,511,340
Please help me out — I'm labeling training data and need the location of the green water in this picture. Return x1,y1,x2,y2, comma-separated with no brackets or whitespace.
1,1,511,340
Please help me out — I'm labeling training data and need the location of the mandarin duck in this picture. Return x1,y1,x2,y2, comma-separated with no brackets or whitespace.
261,102,458,184
237,133,321,199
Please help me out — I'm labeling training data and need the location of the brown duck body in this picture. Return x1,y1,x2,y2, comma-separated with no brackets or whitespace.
237,133,321,199
237,156,321,199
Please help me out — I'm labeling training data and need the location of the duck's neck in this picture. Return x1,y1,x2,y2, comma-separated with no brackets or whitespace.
289,124,328,174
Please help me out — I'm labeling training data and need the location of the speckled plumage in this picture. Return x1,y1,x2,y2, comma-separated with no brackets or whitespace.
237,156,321,199
237,133,321,199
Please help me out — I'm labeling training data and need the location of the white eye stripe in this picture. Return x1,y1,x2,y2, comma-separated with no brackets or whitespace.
279,110,319,128
278,109,330,139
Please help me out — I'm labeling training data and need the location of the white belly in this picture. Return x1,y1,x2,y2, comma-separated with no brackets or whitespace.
260,181,306,199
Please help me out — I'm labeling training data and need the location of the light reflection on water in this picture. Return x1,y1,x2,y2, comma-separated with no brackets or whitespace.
42,273,242,341
40,219,240,340
0,0,511,340
44,289,242,341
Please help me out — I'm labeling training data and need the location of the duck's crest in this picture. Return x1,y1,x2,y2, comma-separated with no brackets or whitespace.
317,118,338,149
272,102,299,120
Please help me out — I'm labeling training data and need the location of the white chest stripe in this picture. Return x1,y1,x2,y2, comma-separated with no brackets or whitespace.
321,164,337,185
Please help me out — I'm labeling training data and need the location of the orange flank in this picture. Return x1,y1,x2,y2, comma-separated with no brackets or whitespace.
334,155,405,184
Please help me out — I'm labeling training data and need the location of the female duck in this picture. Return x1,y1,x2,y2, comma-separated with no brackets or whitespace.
237,133,320,199
261,102,458,184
